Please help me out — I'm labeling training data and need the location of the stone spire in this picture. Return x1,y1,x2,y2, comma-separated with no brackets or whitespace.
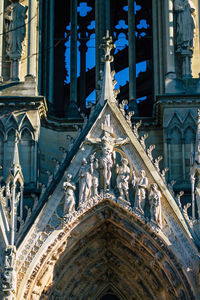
10,135,22,178
99,31,116,106
6,134,24,246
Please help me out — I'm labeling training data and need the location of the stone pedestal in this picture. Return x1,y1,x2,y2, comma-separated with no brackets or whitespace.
10,60,20,82
181,50,193,79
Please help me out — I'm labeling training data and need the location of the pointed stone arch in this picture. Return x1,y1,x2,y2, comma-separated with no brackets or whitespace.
96,283,127,300
19,114,35,138
183,111,196,131
19,127,34,141
17,200,195,300
5,114,18,134
167,112,182,135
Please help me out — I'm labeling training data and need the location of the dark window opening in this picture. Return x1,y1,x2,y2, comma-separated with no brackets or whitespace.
46,0,153,117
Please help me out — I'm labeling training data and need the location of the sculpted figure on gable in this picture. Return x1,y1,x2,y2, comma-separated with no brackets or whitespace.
79,158,92,204
86,115,129,191
149,183,162,228
88,115,129,191
90,154,99,197
134,170,148,214
116,157,130,202
63,174,76,214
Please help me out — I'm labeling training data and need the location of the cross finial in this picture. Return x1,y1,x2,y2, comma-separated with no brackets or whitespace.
100,30,116,62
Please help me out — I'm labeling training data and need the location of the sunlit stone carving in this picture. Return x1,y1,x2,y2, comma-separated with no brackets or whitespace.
63,174,76,214
116,157,130,202
149,183,162,228
134,170,148,214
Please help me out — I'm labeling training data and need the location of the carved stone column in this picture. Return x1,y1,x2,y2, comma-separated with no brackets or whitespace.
20,186,24,222
70,0,77,105
67,0,80,118
164,0,176,80
95,0,110,94
48,0,54,103
79,34,88,110
167,138,172,181
95,0,100,93
27,0,37,78
11,183,16,246
128,0,138,114
0,0,4,82
181,137,186,181
164,137,170,182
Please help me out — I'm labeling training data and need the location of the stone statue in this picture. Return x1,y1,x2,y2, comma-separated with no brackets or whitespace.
116,157,130,202
90,155,99,197
195,174,200,219
134,170,148,213
79,158,92,204
101,131,124,190
87,117,129,190
100,130,129,190
63,174,76,214
4,246,16,268
4,0,28,60
1,246,16,294
174,0,195,53
132,169,137,188
149,183,162,227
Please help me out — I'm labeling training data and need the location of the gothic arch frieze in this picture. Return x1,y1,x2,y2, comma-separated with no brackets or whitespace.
16,200,195,300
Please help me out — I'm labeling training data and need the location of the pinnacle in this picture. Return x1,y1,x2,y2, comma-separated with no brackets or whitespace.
99,31,117,106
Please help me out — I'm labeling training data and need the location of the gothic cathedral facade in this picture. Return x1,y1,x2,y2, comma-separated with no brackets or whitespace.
0,0,200,299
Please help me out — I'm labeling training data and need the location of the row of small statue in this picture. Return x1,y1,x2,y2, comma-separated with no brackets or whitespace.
63,155,162,228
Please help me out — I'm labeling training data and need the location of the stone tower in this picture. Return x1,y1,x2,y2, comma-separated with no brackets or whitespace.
0,1,199,299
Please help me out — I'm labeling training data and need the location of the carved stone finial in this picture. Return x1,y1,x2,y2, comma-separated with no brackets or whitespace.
183,202,191,223
133,121,142,139
168,180,176,197
176,190,184,209
99,33,116,105
154,156,163,173
140,134,148,151
147,145,155,161
161,168,169,183
100,30,116,62
126,111,134,128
